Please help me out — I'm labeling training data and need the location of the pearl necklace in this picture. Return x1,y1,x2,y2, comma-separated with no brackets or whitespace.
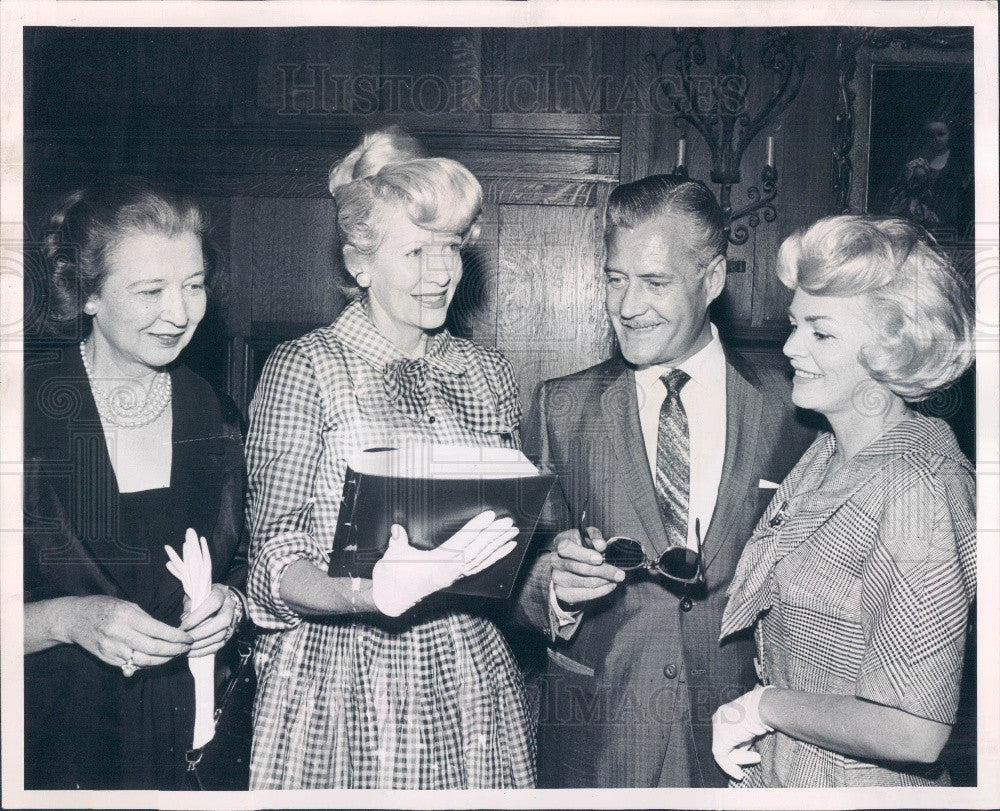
79,341,172,428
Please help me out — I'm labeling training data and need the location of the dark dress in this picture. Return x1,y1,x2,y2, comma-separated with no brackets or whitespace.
23,343,247,790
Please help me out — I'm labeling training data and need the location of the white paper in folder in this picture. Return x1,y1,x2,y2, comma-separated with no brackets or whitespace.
164,529,216,750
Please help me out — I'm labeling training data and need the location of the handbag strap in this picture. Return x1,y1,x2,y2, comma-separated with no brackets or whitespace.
184,636,254,786
215,637,254,722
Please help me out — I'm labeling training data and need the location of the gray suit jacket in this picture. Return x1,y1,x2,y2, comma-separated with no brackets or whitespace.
515,347,815,787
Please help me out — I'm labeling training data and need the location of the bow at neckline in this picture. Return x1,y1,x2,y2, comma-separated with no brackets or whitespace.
336,299,519,435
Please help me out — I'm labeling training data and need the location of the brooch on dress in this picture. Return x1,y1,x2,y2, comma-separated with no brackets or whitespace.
768,501,791,528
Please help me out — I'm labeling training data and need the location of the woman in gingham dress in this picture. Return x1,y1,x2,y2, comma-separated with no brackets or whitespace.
245,129,535,788
713,216,976,787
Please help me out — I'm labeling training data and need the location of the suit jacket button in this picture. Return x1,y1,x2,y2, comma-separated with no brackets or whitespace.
662,664,678,679
680,596,693,612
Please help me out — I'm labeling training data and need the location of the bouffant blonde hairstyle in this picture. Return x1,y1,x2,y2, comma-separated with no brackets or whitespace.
776,215,974,401
328,127,482,296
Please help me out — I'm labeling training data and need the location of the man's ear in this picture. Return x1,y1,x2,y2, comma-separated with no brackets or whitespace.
702,254,727,303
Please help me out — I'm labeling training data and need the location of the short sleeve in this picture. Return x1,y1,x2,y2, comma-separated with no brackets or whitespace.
855,465,975,724
245,341,328,630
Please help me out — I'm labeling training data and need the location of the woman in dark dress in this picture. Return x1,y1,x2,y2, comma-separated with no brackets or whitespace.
23,179,248,789
885,118,973,235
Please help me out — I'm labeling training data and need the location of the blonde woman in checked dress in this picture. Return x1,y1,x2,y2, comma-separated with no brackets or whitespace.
245,129,536,789
712,216,976,787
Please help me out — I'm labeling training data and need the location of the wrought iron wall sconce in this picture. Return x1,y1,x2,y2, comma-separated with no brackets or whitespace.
647,30,810,268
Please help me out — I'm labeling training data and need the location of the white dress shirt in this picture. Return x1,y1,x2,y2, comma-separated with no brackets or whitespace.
549,324,728,636
633,323,727,551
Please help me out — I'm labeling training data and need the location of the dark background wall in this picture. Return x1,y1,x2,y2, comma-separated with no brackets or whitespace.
24,27,846,413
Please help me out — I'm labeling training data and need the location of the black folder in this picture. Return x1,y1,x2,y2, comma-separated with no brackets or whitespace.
328,446,556,599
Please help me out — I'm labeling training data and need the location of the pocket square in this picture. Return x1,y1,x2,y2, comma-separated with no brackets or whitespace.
547,648,596,678
758,478,780,490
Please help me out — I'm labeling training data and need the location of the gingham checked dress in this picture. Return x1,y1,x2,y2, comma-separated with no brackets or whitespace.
720,415,975,787
245,299,536,789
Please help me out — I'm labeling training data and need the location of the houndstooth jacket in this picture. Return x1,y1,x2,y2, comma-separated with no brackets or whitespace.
721,414,976,787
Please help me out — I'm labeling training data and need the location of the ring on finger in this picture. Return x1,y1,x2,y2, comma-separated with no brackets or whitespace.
121,653,139,678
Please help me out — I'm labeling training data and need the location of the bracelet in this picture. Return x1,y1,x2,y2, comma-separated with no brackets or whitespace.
224,586,244,640
350,577,362,614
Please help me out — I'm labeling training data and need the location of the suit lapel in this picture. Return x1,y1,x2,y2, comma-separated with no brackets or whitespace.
703,355,764,571
604,363,673,555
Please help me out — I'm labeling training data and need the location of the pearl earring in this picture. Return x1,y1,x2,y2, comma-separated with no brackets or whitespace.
83,301,97,315
356,271,371,289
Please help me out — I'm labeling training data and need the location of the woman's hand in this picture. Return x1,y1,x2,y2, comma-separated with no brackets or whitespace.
371,510,519,617
711,685,774,781
63,595,194,669
180,584,239,658
904,157,931,186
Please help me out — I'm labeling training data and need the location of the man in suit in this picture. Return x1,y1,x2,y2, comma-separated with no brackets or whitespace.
515,175,815,787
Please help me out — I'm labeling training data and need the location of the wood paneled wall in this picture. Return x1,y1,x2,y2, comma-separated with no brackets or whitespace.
26,26,845,414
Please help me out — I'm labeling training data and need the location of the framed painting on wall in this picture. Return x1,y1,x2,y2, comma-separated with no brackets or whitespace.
866,63,974,242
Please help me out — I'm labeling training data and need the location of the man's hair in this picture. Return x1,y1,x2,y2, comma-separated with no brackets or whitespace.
605,175,727,267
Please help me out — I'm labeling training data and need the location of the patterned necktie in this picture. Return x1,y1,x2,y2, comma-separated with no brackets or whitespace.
654,369,691,548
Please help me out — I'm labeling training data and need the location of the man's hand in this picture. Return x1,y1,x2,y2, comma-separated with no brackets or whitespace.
550,527,624,609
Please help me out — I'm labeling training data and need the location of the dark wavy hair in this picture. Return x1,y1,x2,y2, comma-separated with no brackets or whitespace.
41,177,210,334
605,175,727,268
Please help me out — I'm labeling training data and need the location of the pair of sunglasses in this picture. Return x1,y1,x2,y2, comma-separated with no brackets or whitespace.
581,506,704,586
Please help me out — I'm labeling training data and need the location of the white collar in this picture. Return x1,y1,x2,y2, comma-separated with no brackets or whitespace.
633,323,725,390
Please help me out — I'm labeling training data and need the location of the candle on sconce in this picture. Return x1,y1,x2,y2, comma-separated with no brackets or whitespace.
677,138,687,167
765,136,775,168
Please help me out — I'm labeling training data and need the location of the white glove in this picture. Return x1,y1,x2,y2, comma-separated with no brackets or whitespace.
371,510,519,617
164,529,216,749
711,684,775,781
